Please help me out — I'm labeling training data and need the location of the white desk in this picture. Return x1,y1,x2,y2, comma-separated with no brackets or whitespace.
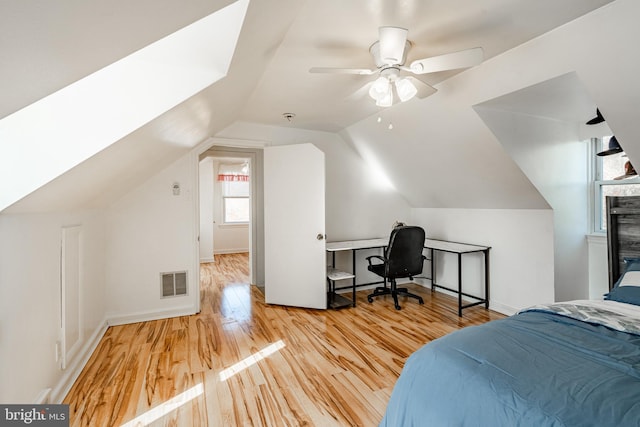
325,238,387,308
423,239,490,316
326,238,491,316
326,238,388,252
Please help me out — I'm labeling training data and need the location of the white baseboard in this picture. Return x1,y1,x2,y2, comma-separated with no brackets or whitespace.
200,256,214,263
34,388,52,404
487,301,518,316
213,248,249,255
106,305,198,327
50,317,109,404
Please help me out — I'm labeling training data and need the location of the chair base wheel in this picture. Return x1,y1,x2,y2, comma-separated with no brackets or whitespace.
367,282,424,310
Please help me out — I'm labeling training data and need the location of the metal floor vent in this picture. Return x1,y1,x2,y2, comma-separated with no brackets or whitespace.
161,271,187,298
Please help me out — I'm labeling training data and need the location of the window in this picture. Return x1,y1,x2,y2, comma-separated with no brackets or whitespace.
222,180,249,223
592,136,640,232
219,162,250,224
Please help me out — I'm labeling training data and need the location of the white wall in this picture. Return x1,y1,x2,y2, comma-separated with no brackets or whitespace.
104,153,198,324
475,105,590,301
199,157,215,262
411,208,555,314
587,234,608,299
0,210,106,403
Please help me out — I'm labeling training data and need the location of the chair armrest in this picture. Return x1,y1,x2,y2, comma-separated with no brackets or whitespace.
366,255,386,266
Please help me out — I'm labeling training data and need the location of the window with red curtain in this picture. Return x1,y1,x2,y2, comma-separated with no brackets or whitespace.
218,162,250,223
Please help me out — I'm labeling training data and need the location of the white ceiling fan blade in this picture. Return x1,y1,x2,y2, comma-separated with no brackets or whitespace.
406,76,437,99
410,47,483,74
309,67,375,75
345,81,374,101
379,26,408,64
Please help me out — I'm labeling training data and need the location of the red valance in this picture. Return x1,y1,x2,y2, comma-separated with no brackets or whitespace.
217,174,249,182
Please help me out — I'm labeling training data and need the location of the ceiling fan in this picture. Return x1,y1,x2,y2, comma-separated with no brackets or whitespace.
310,26,483,107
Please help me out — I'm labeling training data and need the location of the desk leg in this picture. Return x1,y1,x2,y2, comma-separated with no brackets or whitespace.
331,252,336,307
352,249,357,307
430,249,436,291
484,249,490,309
458,253,463,317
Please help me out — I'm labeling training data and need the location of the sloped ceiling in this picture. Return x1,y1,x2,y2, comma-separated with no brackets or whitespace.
1,0,618,213
2,0,303,212
477,73,602,125
1,0,251,211
239,0,614,132
0,0,237,120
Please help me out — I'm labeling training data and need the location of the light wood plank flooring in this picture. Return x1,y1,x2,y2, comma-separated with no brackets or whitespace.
64,253,504,426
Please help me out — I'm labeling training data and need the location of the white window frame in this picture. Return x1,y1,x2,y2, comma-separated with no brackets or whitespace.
590,137,640,233
222,195,250,224
220,173,250,225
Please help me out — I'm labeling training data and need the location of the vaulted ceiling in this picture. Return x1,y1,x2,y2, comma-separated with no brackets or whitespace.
239,0,613,131
3,0,612,129
0,0,620,212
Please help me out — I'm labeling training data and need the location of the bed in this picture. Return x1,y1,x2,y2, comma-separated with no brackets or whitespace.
381,196,640,427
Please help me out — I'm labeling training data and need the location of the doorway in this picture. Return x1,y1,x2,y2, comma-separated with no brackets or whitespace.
198,146,265,296
200,156,251,260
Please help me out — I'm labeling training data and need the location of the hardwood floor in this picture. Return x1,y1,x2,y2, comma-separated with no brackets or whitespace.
64,253,504,426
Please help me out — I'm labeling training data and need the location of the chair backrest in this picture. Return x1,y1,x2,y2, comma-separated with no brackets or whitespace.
385,226,426,279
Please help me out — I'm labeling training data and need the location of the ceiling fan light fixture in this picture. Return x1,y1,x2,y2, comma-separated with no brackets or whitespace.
375,89,393,107
369,77,391,101
395,78,417,102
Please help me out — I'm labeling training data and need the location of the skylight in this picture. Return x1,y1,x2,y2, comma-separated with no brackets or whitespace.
0,0,249,211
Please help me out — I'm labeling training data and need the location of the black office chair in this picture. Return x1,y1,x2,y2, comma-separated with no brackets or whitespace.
366,225,426,310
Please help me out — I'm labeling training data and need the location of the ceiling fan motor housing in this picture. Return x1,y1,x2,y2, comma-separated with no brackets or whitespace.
369,40,412,68
379,66,401,81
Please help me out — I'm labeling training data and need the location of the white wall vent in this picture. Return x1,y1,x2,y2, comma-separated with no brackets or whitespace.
161,271,188,298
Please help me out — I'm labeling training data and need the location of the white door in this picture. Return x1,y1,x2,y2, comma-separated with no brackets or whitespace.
264,143,326,309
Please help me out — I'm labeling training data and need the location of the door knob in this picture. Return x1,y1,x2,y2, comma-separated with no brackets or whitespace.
317,234,324,240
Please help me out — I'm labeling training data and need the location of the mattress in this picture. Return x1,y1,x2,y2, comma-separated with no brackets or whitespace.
381,300,640,427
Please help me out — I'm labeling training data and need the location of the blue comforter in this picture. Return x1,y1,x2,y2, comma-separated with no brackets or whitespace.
381,309,640,426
